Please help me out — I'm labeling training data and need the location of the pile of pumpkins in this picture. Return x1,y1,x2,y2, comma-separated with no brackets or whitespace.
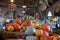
5,17,23,32
5,16,60,40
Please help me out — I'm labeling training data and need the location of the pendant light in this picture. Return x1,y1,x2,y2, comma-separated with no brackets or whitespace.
22,0,26,15
22,0,26,8
22,5,26,8
10,0,14,3
22,11,26,13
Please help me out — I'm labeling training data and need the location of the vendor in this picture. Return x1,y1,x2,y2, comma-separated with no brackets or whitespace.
34,12,41,22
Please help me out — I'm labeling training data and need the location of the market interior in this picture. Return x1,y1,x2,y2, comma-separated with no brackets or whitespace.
0,0,60,40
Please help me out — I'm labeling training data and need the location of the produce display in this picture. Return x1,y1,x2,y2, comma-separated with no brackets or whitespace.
2,16,60,40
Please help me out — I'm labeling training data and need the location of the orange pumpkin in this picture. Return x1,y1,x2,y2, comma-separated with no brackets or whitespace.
41,24,50,32
13,17,21,24
13,23,21,31
22,19,33,26
53,33,59,37
43,31,49,37
35,29,43,36
32,23,39,29
6,25,14,32
6,23,11,30
29,20,33,26
40,36,52,40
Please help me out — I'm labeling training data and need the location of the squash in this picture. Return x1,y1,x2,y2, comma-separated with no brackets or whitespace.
35,29,43,36
53,37,58,40
41,24,50,32
22,19,33,26
20,27,26,32
13,23,21,31
25,27,35,36
13,17,21,24
7,25,14,32
53,33,59,37
32,20,40,28
43,31,49,37
40,36,52,40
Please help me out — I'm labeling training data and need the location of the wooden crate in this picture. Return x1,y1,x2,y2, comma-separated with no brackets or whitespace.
3,31,25,39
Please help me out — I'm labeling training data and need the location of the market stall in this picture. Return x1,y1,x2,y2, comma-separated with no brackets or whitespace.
0,0,60,40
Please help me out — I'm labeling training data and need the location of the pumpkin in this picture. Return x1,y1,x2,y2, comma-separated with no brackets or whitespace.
20,27,26,32
6,23,12,30
40,36,52,40
32,23,39,29
22,19,33,26
41,24,50,32
7,25,14,32
43,31,49,37
40,32,52,40
35,29,43,36
52,34,58,40
32,20,40,28
13,23,21,31
29,20,33,26
25,27,35,36
22,19,29,26
13,17,21,24
53,33,59,37
53,37,58,40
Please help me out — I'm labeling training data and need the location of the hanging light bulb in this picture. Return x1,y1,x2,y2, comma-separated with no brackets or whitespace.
22,5,26,8
10,0,14,2
22,11,25,13
47,11,52,17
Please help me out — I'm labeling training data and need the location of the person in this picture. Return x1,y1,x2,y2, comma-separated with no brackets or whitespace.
34,12,41,22
34,12,40,19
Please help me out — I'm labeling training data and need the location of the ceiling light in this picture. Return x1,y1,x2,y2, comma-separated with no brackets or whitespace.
10,0,14,2
22,11,25,13
22,5,26,8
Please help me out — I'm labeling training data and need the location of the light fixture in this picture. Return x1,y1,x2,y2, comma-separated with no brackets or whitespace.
10,0,14,2
22,11,26,13
22,5,26,8
47,11,52,17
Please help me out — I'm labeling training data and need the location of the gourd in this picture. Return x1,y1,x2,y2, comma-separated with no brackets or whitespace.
25,27,35,36
40,36,52,40
7,25,14,32
22,19,33,26
13,17,21,24
13,23,21,31
32,20,40,28
41,24,50,32
35,29,43,36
